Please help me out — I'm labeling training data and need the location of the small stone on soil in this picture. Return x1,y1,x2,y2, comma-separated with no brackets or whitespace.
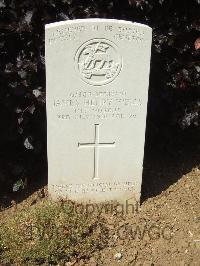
114,252,122,260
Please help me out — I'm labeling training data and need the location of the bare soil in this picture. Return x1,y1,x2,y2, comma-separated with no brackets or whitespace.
0,148,200,265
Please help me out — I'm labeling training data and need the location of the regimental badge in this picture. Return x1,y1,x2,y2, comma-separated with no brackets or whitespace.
75,38,122,86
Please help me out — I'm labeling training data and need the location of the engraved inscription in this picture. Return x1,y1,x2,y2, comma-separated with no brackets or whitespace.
113,25,145,42
51,181,137,194
75,38,122,86
53,90,142,121
48,25,86,44
48,24,146,45
78,124,115,180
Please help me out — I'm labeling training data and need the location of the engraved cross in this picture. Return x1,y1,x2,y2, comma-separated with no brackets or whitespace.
78,124,115,180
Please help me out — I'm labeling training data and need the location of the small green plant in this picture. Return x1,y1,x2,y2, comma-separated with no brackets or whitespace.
0,200,108,265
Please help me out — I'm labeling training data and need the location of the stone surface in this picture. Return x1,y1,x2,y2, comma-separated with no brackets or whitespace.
45,19,152,203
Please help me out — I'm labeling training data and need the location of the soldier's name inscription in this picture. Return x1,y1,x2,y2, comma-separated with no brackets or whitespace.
52,90,142,121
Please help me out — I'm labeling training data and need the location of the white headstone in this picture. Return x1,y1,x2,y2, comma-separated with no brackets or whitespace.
45,19,152,203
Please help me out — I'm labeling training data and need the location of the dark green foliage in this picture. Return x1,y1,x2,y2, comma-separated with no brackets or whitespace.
0,0,199,191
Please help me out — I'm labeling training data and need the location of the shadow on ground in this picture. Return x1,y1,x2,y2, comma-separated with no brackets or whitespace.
141,129,200,202
0,166,47,210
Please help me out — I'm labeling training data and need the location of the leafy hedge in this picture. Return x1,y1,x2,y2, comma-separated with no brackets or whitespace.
0,0,199,193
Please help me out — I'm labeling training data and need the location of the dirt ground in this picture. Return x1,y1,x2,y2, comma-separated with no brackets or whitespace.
89,170,200,265
0,148,200,265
